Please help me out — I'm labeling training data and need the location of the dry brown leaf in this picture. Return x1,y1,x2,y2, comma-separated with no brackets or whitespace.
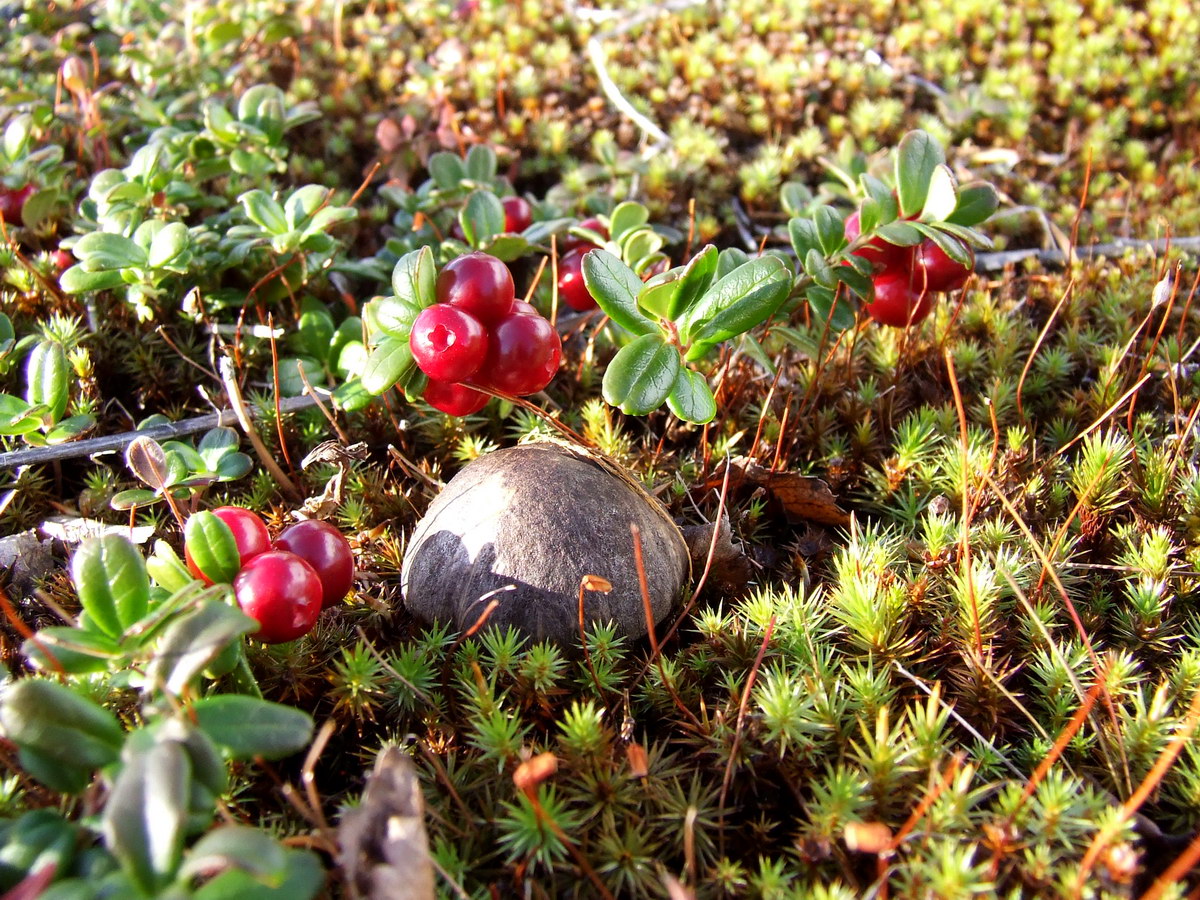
729,459,851,527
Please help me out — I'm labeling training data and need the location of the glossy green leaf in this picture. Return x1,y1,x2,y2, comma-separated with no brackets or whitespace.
920,164,958,222
460,190,505,246
75,232,147,270
716,247,749,278
295,298,335,362
581,249,656,336
361,336,416,395
0,679,123,774
71,534,151,638
178,826,287,885
873,220,924,246
26,341,68,423
807,285,857,332
197,427,240,469
602,333,681,415
284,185,329,230
102,739,190,893
110,489,160,511
183,512,240,585
947,182,999,227
215,452,253,480
45,414,95,444
609,201,649,241
664,245,719,321
193,848,323,900
390,246,436,310
637,267,683,319
912,222,975,268
666,367,716,424
681,256,789,340
366,296,420,340
788,218,820,263
191,695,314,760
480,233,529,261
464,145,496,183
146,540,195,594
60,265,126,294
813,206,846,256
238,190,287,235
894,130,945,218
21,627,120,675
427,152,464,191
147,599,258,695
0,393,42,436
147,222,189,268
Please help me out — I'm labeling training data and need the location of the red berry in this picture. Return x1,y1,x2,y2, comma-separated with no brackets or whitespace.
502,196,533,233
557,248,595,311
913,240,973,293
0,184,34,228
50,249,72,272
274,520,355,609
844,210,913,274
511,299,539,316
562,217,607,252
424,379,491,416
436,251,515,325
865,271,935,327
409,304,488,382
473,311,561,395
185,506,271,584
449,221,466,242
233,550,323,644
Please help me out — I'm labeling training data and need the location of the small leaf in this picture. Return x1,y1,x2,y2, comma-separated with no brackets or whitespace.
715,248,749,279
788,218,821,262
666,368,716,424
21,627,120,675
126,435,172,490
637,268,683,319
102,739,190,893
183,512,240,585
191,696,314,760
237,190,287,235
25,341,68,423
146,540,195,594
193,848,323,900
459,191,505,246
667,244,719,320
110,489,161,511
913,223,975,267
601,333,681,416
284,185,330,230
581,250,656,336
295,298,335,362
480,233,530,261
920,164,958,222
0,679,123,774
215,452,253,480
60,265,126,293
147,222,189,268
619,229,664,268
179,825,288,885
74,232,148,270
44,414,94,444
947,182,999,227
873,220,924,246
427,152,464,191
807,285,857,332
464,144,496,183
71,534,151,638
609,201,649,241
813,206,846,256
197,427,240,469
680,256,790,341
361,337,416,395
147,600,258,696
894,130,945,218
390,246,436,309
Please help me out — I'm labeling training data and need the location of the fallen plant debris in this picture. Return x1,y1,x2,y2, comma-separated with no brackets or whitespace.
0,0,1198,897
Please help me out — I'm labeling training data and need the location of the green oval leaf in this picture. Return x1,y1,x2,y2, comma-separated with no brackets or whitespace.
666,367,716,424
609,201,649,241
21,627,121,675
26,341,68,423
183,512,240,585
680,256,789,341
0,679,124,775
147,599,258,696
947,182,999,227
191,696,314,760
390,246,436,310
667,244,719,320
71,534,151,638
894,130,945,218
361,336,416,395
460,190,505,246
919,164,958,222
581,249,656,336
602,333,681,416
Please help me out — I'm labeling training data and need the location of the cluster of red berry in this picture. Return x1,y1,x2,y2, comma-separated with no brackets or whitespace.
556,218,608,311
410,251,562,415
185,507,354,643
844,211,973,327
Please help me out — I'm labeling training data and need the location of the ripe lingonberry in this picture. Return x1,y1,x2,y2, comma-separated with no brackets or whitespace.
562,217,607,253
233,550,323,644
274,520,355,609
409,304,488,383
474,312,561,395
436,251,514,324
865,271,935,327
0,184,34,227
844,210,912,274
557,248,595,311
502,196,533,233
511,299,539,316
913,240,973,292
424,379,491,416
185,506,271,584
